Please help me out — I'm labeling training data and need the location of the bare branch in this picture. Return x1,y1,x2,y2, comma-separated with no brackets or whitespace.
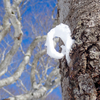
0,36,46,88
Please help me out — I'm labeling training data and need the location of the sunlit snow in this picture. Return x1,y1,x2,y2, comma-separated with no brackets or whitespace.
45,23,74,64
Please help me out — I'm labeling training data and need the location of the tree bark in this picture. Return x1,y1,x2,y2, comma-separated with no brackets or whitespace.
58,0,100,99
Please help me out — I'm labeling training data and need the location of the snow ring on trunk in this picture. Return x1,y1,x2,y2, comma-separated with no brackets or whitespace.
45,23,74,64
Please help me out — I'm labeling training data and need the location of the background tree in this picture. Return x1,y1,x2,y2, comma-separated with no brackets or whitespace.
0,0,62,100
57,0,100,100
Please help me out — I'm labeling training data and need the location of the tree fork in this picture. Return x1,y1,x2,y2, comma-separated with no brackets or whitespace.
58,0,100,99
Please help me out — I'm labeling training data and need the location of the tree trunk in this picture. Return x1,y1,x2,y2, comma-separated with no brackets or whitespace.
57,0,100,99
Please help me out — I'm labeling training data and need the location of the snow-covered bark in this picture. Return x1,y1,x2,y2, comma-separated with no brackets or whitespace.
45,23,74,64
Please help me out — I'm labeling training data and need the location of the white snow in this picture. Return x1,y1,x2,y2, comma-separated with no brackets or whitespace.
45,23,74,64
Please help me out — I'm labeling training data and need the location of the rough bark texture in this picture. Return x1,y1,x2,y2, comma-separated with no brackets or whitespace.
58,0,100,100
